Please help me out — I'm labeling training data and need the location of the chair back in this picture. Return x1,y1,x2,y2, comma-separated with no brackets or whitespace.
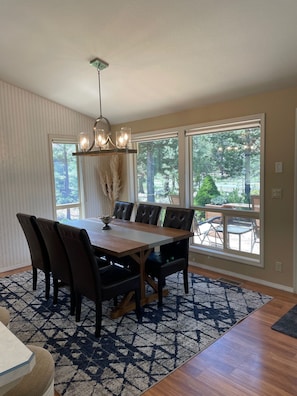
161,207,194,259
57,223,101,302
36,218,72,286
135,204,161,225
16,213,50,273
163,207,194,231
113,201,134,220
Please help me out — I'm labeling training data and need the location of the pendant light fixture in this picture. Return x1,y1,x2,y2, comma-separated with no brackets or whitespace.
73,58,136,156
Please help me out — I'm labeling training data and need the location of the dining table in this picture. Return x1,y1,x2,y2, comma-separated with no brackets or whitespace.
67,217,194,318
0,321,35,395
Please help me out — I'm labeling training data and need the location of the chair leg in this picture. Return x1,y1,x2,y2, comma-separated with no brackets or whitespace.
53,278,58,304
75,293,82,322
95,301,102,338
45,272,50,300
158,277,164,307
32,267,37,291
183,268,189,294
70,288,75,316
134,288,142,322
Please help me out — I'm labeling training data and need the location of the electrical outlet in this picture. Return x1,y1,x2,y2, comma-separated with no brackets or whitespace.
275,261,282,272
272,188,282,199
275,162,283,173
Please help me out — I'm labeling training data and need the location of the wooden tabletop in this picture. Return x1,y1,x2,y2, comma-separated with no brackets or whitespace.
66,217,194,317
68,218,194,257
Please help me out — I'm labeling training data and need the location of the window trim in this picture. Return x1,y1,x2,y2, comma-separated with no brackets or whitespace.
48,134,84,220
131,128,182,206
186,113,265,267
131,129,178,142
131,114,265,267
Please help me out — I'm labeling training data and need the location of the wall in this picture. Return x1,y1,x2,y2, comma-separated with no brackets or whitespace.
114,86,297,289
0,80,107,272
1,78,297,289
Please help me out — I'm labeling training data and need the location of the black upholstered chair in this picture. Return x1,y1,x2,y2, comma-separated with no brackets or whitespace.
113,204,162,272
16,213,51,300
145,207,194,307
135,204,161,225
57,223,142,337
36,218,75,315
113,201,134,220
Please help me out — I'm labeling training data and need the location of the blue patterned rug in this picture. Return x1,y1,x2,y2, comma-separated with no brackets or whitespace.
1,271,271,395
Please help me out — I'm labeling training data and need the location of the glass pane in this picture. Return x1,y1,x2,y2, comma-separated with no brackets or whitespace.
136,138,179,203
52,143,79,205
56,207,80,222
192,128,260,210
193,210,260,255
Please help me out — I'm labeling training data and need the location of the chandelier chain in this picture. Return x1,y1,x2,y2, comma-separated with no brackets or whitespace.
97,67,103,118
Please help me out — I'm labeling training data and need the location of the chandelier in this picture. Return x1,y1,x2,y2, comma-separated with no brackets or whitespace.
73,58,137,156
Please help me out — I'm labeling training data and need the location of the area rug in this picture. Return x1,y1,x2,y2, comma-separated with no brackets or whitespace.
271,304,297,338
1,271,271,395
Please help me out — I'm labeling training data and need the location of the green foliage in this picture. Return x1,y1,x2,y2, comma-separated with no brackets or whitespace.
226,188,245,204
52,143,79,205
137,138,179,202
210,195,228,205
194,175,220,206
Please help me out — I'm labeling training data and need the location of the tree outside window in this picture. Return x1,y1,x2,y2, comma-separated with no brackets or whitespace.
136,137,179,203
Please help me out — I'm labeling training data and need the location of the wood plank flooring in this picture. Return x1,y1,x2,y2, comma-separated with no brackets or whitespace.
143,266,297,396
2,265,297,395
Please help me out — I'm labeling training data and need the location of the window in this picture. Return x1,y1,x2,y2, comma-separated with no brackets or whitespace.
134,131,179,204
49,136,83,221
187,115,263,263
132,115,264,266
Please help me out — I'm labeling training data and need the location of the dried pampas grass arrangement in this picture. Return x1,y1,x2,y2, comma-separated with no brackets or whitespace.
98,155,121,211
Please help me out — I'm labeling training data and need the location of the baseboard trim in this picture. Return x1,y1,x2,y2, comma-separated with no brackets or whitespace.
190,262,294,293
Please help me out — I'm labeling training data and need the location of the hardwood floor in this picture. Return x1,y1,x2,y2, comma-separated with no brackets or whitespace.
2,265,297,395
143,266,297,396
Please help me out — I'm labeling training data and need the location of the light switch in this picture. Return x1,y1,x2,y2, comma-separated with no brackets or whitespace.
272,188,282,199
275,162,283,173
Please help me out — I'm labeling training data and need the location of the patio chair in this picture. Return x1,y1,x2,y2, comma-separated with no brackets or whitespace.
251,195,260,251
193,214,222,245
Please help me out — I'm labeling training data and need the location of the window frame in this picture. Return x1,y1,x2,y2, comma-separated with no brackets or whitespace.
131,114,264,267
48,134,85,221
131,128,183,207
186,114,264,267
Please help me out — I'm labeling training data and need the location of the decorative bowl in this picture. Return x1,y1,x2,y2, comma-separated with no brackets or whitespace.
99,215,114,230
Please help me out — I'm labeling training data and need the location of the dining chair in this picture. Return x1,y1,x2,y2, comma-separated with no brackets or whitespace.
135,204,162,225
102,200,134,267
145,207,194,307
16,213,51,300
36,218,75,315
113,201,134,220
57,223,142,337
5,344,55,396
113,204,162,272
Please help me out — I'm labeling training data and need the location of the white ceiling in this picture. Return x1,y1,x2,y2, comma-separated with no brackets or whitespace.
1,0,297,124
